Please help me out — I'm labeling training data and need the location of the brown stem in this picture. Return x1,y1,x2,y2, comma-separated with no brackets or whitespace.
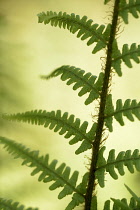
84,0,120,209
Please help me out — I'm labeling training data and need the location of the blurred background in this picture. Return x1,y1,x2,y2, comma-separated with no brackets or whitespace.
0,0,140,209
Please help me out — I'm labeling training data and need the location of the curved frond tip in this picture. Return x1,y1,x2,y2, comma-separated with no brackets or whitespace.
2,110,97,154
0,198,38,210
37,11,111,53
96,146,140,188
41,65,104,105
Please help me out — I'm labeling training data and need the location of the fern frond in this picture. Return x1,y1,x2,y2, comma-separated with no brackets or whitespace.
0,136,85,203
37,11,111,54
104,96,140,131
96,146,140,188
0,198,38,210
2,110,97,154
119,0,140,24
112,43,140,76
41,65,104,105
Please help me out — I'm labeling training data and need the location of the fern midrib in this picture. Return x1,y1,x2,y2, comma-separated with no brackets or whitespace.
6,113,92,144
84,1,120,209
113,48,140,63
96,156,140,171
49,15,107,45
1,138,84,198
105,104,140,118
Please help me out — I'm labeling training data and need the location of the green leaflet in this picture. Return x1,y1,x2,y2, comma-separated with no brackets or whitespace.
112,42,140,76
103,197,140,210
104,96,140,131
96,147,140,188
91,196,97,210
2,110,97,154
103,200,111,210
65,172,89,210
108,185,140,210
124,184,140,204
119,0,140,24
0,137,85,204
41,66,104,105
111,198,132,210
0,198,39,210
95,146,106,188
37,11,111,54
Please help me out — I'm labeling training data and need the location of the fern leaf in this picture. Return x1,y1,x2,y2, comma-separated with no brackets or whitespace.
95,146,106,188
91,196,97,210
111,198,131,209
0,136,85,202
103,185,140,210
111,40,122,76
104,94,114,132
96,147,140,187
2,110,97,154
105,97,140,131
103,197,140,210
65,172,89,210
112,43,140,75
41,65,104,105
119,0,140,24
37,11,111,54
110,185,140,209
0,198,38,210
103,200,110,210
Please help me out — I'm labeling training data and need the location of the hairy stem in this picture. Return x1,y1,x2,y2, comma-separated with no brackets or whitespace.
84,0,120,209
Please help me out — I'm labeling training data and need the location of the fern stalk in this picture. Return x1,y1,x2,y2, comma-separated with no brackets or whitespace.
84,0,121,209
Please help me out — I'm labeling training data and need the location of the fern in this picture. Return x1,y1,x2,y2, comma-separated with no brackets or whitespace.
0,198,38,210
37,11,111,54
0,136,86,209
104,95,140,131
96,146,140,187
107,185,140,210
119,0,140,24
104,196,140,210
1,0,140,210
40,65,104,105
2,110,97,154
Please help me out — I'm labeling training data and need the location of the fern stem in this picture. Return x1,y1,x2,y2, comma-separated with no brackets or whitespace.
84,0,120,209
